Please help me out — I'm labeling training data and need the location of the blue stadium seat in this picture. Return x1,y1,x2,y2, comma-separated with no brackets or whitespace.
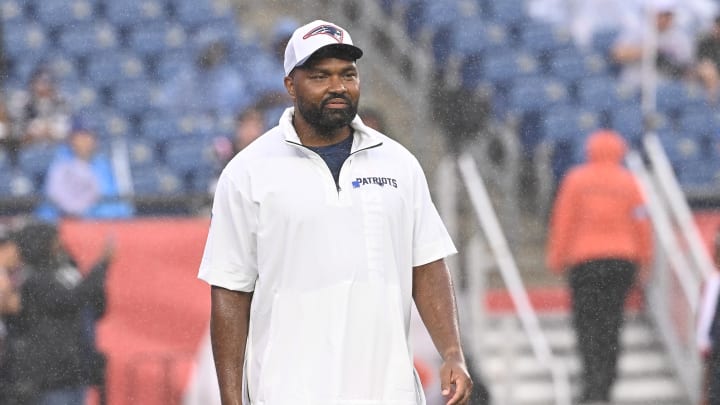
3,21,48,59
508,76,569,113
105,0,166,26
548,49,608,82
154,50,194,80
110,80,161,116
164,135,216,177
190,166,217,193
678,105,718,137
485,0,527,25
591,29,620,55
131,164,184,196
191,19,240,48
74,108,132,138
0,171,36,197
482,51,540,87
608,105,644,141
576,75,639,111
518,21,572,55
1,0,27,25
656,80,707,114
10,57,44,85
0,149,10,172
59,22,118,56
17,143,58,187
420,1,461,30
42,53,81,82
542,106,601,143
675,159,720,189
127,138,158,170
172,0,234,28
86,51,147,87
451,18,507,56
139,112,183,143
657,129,702,164
404,0,426,40
36,0,96,27
128,23,187,55
241,53,285,96
61,82,102,111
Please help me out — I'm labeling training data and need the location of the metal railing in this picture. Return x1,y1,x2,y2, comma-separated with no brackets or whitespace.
627,135,711,405
436,149,572,405
457,152,572,405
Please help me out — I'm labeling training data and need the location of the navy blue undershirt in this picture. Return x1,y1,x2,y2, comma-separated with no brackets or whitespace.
305,133,354,188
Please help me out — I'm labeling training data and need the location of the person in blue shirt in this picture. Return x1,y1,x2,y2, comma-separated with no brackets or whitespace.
35,124,133,221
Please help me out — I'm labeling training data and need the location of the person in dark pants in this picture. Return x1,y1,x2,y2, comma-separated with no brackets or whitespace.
697,228,720,405
546,130,653,404
2,223,112,405
568,259,637,402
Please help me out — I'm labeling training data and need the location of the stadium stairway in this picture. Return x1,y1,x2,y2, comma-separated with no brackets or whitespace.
478,291,691,405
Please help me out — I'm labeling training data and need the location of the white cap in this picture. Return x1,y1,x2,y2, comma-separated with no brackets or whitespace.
283,19,363,76
648,0,677,13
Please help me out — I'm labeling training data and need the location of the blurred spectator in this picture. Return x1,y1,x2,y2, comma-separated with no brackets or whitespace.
430,72,490,156
9,67,71,146
359,107,388,133
159,36,250,119
212,106,266,167
35,125,134,222
546,130,653,404
0,228,21,316
2,223,111,405
697,227,720,405
696,15,720,102
209,106,266,195
0,226,21,404
611,0,694,91
0,97,16,163
252,17,299,125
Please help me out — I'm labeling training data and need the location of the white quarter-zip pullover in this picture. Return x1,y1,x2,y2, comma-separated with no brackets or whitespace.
198,107,456,405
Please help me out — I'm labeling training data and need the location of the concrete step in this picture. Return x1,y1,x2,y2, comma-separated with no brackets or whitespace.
488,374,688,405
476,312,690,405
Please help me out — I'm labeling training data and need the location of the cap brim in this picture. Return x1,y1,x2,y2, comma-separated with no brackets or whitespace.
297,43,363,69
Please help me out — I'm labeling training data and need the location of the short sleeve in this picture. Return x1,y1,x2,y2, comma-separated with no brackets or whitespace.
411,158,457,267
197,171,259,291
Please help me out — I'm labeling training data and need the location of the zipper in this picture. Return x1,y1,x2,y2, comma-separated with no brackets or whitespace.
286,140,384,195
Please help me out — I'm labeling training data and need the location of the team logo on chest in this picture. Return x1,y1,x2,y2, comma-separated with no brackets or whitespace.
352,176,398,189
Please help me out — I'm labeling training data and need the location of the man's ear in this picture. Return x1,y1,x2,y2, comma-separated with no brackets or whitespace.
284,76,295,99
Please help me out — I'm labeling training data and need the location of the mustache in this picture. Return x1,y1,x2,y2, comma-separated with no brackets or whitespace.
322,93,352,106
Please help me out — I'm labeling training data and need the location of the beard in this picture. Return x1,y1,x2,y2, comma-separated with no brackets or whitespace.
296,93,358,137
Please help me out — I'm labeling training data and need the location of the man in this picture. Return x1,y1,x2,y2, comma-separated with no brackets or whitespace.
3,223,111,404
696,15,720,101
198,19,473,405
547,129,652,404
36,124,134,221
611,0,693,91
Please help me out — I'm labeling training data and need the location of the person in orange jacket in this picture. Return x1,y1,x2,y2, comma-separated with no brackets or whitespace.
546,129,653,405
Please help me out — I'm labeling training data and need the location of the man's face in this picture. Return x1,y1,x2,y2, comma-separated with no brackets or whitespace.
0,242,20,270
657,11,674,32
286,57,360,136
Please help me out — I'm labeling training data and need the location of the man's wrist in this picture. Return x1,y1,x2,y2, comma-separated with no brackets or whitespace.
441,347,465,362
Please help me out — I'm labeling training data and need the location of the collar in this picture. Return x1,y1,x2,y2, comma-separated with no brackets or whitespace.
279,107,383,153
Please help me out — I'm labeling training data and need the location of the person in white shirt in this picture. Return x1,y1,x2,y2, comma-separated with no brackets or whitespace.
611,0,695,91
198,19,473,405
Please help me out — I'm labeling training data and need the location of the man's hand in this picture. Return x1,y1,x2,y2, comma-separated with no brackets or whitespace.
439,356,473,405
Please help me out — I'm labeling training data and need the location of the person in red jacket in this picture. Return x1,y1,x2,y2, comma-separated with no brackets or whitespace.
547,129,653,404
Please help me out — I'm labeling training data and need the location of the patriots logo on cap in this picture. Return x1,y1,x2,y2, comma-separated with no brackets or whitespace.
303,24,344,43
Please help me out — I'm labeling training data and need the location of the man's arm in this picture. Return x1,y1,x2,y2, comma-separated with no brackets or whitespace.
210,286,253,405
413,258,472,405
